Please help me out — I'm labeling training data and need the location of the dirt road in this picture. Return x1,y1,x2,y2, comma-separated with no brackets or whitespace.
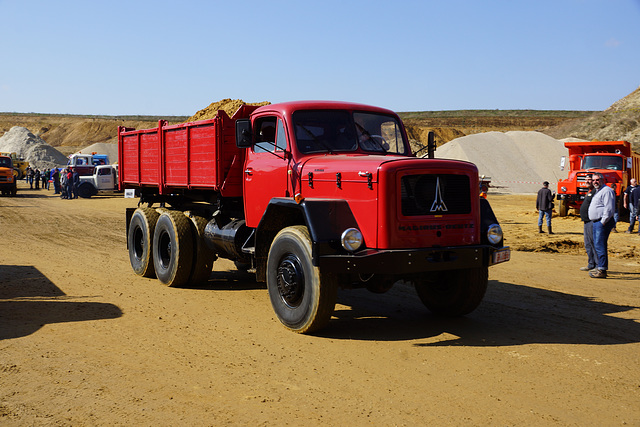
1,182,639,425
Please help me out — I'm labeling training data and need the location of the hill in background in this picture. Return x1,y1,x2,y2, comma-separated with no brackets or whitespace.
398,110,595,150
0,113,189,156
544,85,640,152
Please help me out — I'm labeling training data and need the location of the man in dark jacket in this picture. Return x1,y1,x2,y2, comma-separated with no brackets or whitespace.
579,174,598,271
536,181,554,234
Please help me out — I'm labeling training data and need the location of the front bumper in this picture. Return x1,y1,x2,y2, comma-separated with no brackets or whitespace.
0,181,16,190
318,245,510,274
557,193,586,203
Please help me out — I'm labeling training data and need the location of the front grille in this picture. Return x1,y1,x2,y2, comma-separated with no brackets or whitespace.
401,174,471,216
577,173,590,193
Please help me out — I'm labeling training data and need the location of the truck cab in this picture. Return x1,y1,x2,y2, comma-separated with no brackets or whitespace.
76,164,118,198
67,153,110,177
0,155,17,196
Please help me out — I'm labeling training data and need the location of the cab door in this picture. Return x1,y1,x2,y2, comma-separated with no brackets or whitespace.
243,116,291,228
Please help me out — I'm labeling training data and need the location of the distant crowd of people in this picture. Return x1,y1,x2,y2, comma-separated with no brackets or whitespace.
23,166,79,199
536,175,638,280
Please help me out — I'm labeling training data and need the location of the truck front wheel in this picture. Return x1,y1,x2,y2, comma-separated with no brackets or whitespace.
77,182,98,198
414,267,488,316
267,226,337,334
153,211,194,287
558,198,568,217
128,207,159,278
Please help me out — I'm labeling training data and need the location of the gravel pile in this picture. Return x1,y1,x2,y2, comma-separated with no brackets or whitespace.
434,131,571,194
0,126,68,169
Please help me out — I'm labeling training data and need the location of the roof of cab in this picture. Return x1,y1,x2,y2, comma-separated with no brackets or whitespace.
251,100,398,117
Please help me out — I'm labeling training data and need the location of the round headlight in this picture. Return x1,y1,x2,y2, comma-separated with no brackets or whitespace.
341,228,363,252
560,186,567,192
487,224,503,245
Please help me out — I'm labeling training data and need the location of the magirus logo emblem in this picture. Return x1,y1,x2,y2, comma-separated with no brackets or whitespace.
429,177,448,212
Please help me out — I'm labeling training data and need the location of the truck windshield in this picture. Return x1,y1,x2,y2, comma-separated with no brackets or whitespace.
293,110,407,155
0,157,12,168
582,155,623,171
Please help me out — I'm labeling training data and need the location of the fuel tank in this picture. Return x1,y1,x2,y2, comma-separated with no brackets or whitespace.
204,218,252,261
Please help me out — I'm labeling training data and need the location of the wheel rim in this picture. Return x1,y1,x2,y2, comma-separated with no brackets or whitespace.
158,230,172,269
133,226,144,261
276,254,305,308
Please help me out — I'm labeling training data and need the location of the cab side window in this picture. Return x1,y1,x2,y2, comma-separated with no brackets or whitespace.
254,117,287,153
254,117,277,153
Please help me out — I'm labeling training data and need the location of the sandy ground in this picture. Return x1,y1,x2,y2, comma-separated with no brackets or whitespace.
1,181,639,426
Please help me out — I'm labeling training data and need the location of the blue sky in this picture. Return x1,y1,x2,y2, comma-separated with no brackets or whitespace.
1,0,639,115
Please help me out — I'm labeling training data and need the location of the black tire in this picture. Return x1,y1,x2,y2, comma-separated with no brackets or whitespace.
153,210,194,287
266,226,337,334
186,214,216,284
77,182,98,198
415,267,488,316
128,207,160,278
558,198,568,217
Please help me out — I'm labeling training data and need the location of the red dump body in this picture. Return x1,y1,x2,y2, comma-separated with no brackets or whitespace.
118,105,259,196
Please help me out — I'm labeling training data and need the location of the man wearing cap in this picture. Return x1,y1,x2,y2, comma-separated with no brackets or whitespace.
536,181,554,234
588,173,616,278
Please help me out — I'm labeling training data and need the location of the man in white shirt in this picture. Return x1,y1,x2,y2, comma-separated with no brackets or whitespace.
587,173,616,278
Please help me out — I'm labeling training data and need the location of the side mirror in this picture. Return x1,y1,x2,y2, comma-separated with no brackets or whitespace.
236,119,253,148
559,156,566,171
427,131,436,159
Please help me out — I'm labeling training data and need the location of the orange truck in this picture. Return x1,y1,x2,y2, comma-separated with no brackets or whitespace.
0,154,18,196
556,140,640,216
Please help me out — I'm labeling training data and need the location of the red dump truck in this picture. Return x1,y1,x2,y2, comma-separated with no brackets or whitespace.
118,101,510,333
556,140,640,216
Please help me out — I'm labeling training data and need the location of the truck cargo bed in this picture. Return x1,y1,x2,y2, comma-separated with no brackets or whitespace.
118,109,250,197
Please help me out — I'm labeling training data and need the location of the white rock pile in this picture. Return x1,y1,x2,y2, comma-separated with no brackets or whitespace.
0,126,69,169
434,131,571,194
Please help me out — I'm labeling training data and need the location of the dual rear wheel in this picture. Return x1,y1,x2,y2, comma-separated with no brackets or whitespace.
128,208,214,287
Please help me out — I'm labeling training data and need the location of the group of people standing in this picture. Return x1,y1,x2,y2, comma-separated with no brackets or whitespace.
24,166,52,190
24,166,79,199
53,167,79,199
538,175,636,279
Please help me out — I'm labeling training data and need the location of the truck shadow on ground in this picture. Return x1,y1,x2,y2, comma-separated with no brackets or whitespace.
0,265,122,340
319,279,640,346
